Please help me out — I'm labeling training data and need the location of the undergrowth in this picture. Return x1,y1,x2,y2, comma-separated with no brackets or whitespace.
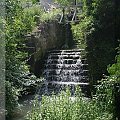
26,85,113,120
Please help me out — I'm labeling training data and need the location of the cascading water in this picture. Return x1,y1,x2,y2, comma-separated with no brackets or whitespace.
40,49,90,96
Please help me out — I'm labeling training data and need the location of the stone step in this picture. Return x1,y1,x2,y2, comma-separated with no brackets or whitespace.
45,74,88,78
45,59,86,64
48,49,84,53
48,54,80,58
45,77,89,82
81,59,88,64
44,69,89,75
48,55,80,59
44,64,83,69
45,63,88,66
45,74,89,79
46,59,78,64
44,72,89,76
82,64,89,70
44,69,86,72
44,66,82,70
81,70,89,76
49,52,81,55
46,81,89,86
44,71,89,76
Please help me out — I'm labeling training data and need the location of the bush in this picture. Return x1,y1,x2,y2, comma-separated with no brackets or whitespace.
108,54,120,82
5,81,19,117
72,0,118,82
40,9,62,22
23,4,43,25
5,0,44,117
72,15,94,49
26,87,113,120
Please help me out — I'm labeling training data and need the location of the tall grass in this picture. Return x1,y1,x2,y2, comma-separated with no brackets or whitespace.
26,85,113,120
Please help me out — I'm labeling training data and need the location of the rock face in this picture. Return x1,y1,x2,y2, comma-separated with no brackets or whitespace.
26,21,66,76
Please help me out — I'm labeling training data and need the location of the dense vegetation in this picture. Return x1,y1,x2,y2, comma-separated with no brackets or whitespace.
2,0,120,119
26,85,114,120
72,0,119,83
5,0,43,118
26,0,120,120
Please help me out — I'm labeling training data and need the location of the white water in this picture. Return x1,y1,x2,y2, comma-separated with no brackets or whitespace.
41,49,89,95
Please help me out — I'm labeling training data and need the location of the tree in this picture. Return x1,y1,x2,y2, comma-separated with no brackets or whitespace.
5,0,43,117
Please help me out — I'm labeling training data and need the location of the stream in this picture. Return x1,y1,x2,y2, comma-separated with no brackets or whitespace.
11,94,35,120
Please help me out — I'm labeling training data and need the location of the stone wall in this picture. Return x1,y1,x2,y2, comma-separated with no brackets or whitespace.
26,20,66,76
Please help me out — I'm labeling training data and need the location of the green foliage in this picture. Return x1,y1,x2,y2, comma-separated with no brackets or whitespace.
72,0,118,82
5,81,19,116
71,0,94,49
108,55,120,82
40,9,62,22
72,15,94,49
54,0,82,6
95,78,115,113
5,0,43,117
95,45,120,119
54,0,72,6
23,4,44,25
5,0,31,87
26,87,113,120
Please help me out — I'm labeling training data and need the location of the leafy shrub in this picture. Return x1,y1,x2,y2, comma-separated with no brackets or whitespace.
23,4,43,25
5,81,19,117
5,0,44,117
40,9,62,22
26,87,113,120
95,78,115,113
108,54,120,82
53,0,82,6
72,15,94,49
72,0,118,82
5,0,44,89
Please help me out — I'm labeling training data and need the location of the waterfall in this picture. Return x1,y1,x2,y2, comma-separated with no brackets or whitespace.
39,49,90,96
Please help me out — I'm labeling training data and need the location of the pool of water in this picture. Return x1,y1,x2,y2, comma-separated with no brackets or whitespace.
11,94,35,120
